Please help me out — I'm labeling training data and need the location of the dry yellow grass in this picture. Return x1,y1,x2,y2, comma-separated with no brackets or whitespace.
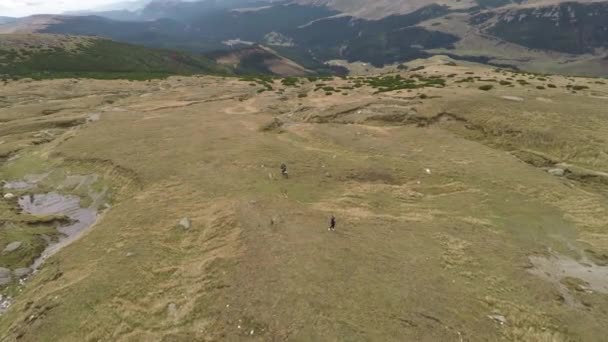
0,61,607,340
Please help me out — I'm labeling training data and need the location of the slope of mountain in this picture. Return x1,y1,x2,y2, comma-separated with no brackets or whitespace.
0,34,228,79
21,15,207,49
0,15,62,34
474,2,608,54
210,45,312,76
283,4,459,67
18,4,338,53
294,0,477,18
65,0,153,20
67,0,268,21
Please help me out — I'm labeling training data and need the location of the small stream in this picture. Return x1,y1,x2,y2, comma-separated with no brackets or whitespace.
528,252,608,307
18,193,98,270
0,186,102,314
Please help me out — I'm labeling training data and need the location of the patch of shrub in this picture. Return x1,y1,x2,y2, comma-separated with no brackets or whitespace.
281,77,299,86
455,77,475,83
259,118,283,132
478,85,493,91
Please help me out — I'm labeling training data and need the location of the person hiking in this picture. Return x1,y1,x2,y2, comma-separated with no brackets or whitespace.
329,215,336,231
280,163,288,179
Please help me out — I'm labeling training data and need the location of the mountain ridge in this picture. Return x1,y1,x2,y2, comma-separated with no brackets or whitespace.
2,0,608,77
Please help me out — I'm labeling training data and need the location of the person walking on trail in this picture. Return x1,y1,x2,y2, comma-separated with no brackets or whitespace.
329,215,336,231
280,163,288,179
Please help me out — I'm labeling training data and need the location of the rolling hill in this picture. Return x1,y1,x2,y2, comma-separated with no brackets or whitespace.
0,34,228,80
0,55,608,341
0,34,316,79
210,45,313,76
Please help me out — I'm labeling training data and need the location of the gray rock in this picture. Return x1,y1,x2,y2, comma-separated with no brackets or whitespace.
548,168,565,177
167,303,178,319
3,241,22,253
488,314,507,325
0,268,12,286
0,295,12,311
178,217,191,230
13,268,32,279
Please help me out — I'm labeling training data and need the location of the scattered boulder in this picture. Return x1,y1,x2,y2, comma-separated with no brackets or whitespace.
3,193,14,200
0,268,12,286
501,96,524,102
13,268,32,279
167,303,178,320
488,314,507,325
178,217,191,230
548,168,565,177
0,294,12,312
3,241,22,254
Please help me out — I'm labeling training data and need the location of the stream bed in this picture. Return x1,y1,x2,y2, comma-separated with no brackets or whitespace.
18,193,98,270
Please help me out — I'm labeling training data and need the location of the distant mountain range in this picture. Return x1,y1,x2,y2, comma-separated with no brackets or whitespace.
1,0,607,77
0,17,16,25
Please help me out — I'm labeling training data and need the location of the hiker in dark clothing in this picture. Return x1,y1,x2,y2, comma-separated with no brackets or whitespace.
280,163,288,178
329,215,336,231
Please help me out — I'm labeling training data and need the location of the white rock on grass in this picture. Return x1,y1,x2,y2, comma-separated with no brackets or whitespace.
3,193,14,200
548,168,565,177
488,314,507,325
178,217,192,230
3,241,22,253
501,96,524,102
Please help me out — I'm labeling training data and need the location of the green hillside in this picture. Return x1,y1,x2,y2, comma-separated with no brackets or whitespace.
0,35,230,80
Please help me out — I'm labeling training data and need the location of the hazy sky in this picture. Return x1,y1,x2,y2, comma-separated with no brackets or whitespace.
0,0,126,17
